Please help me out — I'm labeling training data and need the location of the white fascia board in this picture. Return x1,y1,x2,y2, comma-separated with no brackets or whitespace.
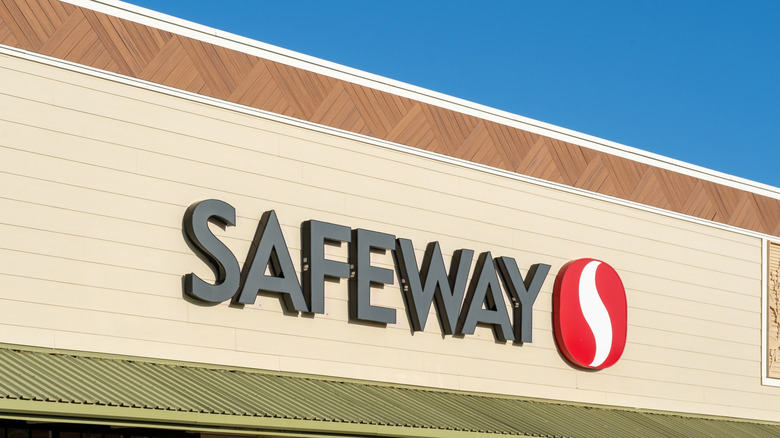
61,0,780,201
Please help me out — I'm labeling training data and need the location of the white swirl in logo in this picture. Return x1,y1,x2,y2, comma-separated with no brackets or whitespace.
578,260,613,368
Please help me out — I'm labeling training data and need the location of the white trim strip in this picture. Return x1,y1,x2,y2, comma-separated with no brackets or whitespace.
58,0,780,201
1,43,776,244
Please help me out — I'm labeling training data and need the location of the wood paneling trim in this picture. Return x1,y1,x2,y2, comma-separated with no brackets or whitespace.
768,242,780,378
1,0,778,237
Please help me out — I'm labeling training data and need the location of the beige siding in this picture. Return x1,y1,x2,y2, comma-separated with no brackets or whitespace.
0,52,776,421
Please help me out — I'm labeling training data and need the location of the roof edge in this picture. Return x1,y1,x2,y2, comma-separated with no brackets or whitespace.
0,399,524,438
3,343,780,431
3,43,775,244
59,0,780,201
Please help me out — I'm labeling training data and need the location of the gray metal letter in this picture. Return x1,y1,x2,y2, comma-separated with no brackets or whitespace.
496,258,550,343
395,239,473,334
235,210,307,312
182,199,241,303
302,220,351,314
349,228,396,324
456,252,515,342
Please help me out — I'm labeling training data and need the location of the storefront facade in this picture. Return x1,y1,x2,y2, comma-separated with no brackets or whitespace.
1,0,780,436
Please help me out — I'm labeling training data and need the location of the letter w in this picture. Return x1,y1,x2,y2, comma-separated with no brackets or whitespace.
395,239,473,334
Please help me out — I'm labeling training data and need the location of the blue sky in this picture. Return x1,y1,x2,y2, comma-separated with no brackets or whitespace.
127,1,780,189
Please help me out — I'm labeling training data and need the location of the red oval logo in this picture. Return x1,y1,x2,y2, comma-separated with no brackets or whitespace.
553,259,627,369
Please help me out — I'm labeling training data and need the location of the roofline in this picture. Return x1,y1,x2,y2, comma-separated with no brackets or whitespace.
60,0,780,201
0,399,490,438
3,42,776,243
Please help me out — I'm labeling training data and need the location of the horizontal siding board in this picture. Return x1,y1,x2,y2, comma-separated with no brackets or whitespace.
627,289,758,331
624,272,759,312
51,331,283,371
0,222,200,276
460,171,762,248
0,274,187,321
0,197,183,255
0,248,181,299
0,299,237,349
629,308,758,346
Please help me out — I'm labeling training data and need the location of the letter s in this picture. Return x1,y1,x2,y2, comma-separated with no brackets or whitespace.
183,199,241,303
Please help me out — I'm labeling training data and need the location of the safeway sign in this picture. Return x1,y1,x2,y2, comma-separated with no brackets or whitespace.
182,199,628,370
553,259,627,370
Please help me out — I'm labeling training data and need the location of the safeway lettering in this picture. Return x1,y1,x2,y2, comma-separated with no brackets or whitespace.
183,199,550,343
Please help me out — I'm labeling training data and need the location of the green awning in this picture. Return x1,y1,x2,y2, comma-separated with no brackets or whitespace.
0,344,777,438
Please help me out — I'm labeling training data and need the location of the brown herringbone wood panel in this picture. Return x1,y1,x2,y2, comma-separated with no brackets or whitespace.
2,0,779,237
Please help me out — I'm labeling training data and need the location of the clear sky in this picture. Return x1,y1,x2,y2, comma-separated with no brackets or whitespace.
127,0,780,189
